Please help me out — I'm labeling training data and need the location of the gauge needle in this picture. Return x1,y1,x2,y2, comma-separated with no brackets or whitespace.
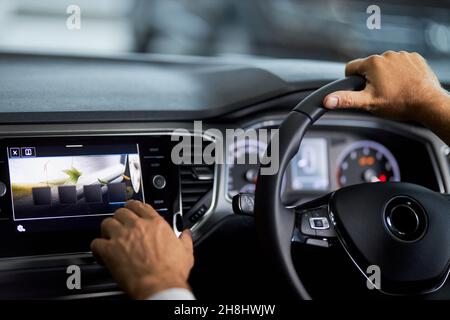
363,169,387,183
363,168,381,183
245,169,258,184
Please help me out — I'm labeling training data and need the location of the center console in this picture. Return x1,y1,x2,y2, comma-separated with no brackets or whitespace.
0,134,182,258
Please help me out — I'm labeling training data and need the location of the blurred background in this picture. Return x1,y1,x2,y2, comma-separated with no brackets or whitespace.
0,0,449,63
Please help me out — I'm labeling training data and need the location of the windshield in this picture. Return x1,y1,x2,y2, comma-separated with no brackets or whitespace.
0,0,449,62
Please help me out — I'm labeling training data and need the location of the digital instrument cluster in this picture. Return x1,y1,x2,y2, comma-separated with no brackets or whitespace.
226,131,401,199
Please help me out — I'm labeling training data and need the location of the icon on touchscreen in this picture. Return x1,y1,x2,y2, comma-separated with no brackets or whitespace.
32,187,52,205
21,147,36,158
9,148,21,158
58,185,77,204
107,182,127,204
83,185,103,203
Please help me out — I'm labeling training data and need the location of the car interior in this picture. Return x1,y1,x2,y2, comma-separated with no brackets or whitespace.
0,0,449,300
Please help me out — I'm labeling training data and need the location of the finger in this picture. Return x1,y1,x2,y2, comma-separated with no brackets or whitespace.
114,207,139,226
179,229,193,254
101,217,125,239
345,58,368,77
90,238,110,265
125,200,158,219
381,50,398,57
323,89,373,110
346,53,385,76
410,52,426,64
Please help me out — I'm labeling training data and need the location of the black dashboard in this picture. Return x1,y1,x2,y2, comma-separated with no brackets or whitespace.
0,51,449,299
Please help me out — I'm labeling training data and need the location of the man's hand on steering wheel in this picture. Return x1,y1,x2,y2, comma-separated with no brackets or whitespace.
324,51,450,144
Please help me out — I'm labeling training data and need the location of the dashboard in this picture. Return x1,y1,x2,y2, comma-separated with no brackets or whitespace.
0,114,444,260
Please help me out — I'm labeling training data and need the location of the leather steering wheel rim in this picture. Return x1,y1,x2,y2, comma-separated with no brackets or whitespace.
254,76,367,300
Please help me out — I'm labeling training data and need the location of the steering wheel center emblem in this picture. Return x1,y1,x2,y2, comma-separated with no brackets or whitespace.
384,196,428,242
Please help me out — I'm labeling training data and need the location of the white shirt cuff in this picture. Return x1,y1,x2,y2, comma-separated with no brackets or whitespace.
147,288,196,300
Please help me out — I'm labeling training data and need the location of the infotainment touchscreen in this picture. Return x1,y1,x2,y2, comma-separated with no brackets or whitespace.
7,143,144,233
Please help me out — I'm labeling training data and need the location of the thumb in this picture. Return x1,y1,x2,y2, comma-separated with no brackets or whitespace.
179,229,193,253
323,89,372,110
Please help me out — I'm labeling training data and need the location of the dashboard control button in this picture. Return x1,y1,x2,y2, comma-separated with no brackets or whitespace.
150,162,161,168
309,217,329,230
299,206,337,240
0,182,6,198
152,175,166,189
313,219,323,228
153,199,165,205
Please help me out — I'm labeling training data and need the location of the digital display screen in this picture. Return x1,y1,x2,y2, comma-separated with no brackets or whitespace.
290,138,329,191
7,144,144,233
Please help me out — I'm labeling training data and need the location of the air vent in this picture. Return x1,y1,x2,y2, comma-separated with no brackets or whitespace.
179,140,215,225
180,165,214,212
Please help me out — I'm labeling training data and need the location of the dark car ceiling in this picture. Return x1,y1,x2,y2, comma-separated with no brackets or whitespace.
0,51,448,124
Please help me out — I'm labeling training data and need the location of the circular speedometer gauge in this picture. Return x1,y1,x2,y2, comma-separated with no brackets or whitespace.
227,138,266,198
336,140,400,188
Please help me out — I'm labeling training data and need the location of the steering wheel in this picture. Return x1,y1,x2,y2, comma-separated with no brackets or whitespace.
254,76,450,299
